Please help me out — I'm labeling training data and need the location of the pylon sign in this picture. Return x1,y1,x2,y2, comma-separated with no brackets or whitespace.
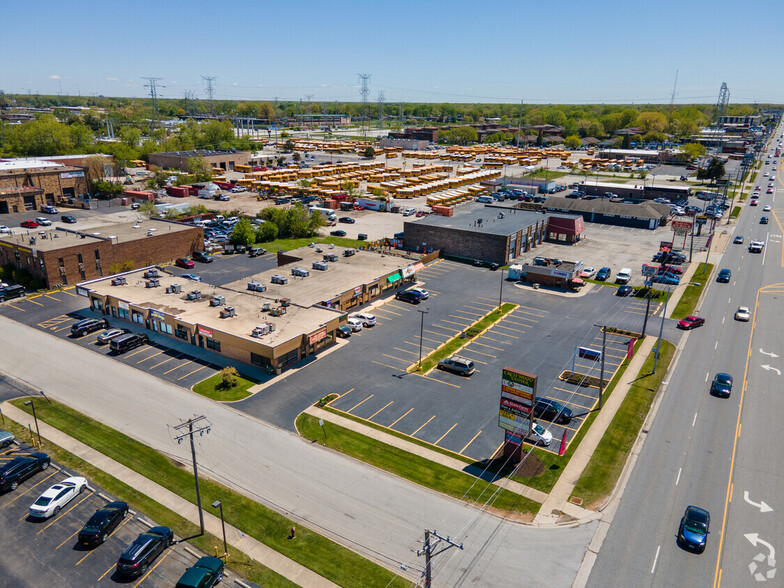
499,367,536,437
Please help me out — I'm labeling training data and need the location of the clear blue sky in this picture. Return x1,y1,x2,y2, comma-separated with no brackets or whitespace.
2,0,782,104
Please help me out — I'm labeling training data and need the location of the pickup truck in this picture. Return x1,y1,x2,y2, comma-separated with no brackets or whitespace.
748,240,765,253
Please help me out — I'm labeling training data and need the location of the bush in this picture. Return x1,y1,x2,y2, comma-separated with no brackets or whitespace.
218,367,239,390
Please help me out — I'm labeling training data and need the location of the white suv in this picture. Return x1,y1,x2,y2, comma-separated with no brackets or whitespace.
350,313,376,327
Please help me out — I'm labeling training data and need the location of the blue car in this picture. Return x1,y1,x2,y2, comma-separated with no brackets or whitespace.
678,506,710,553
596,267,611,281
652,274,680,285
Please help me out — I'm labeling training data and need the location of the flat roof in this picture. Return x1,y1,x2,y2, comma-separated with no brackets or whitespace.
406,202,548,236
0,159,64,171
223,245,416,307
0,219,197,252
151,149,248,157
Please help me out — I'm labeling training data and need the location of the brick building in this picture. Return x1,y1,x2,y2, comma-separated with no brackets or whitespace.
148,149,252,173
0,159,91,214
0,219,203,288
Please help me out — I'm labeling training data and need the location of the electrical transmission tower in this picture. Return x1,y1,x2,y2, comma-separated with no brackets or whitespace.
716,82,730,124
377,91,385,129
202,76,217,115
171,415,212,535
416,529,463,587
358,73,371,140
668,70,679,117
142,77,164,134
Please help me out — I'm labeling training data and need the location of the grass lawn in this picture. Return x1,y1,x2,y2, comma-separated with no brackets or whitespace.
296,413,540,516
10,399,408,588
731,205,741,218
0,412,298,588
571,341,675,508
192,372,257,401
671,263,713,321
255,236,367,252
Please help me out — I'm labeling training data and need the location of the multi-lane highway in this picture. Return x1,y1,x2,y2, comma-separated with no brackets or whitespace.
589,123,783,586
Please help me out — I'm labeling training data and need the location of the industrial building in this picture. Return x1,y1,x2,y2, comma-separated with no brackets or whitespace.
0,159,91,214
79,245,429,373
544,196,670,229
148,149,252,173
578,180,691,202
0,219,203,288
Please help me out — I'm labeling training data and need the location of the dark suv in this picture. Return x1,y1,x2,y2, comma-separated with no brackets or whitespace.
395,289,422,304
0,284,25,302
0,452,50,492
110,333,149,354
71,318,109,337
116,526,174,578
533,398,573,424
78,501,129,547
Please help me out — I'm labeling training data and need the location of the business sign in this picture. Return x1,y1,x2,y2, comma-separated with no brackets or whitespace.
60,171,85,179
401,265,415,278
641,263,659,277
499,367,536,436
308,327,327,345
197,325,213,337
578,347,602,361
118,301,130,311
659,241,673,250
504,430,523,446
150,310,166,322
671,220,693,230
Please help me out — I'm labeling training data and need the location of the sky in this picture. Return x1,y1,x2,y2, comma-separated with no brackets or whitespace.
2,0,783,105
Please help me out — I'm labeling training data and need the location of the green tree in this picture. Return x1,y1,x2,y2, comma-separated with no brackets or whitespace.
363,146,376,158
286,204,312,238
118,126,142,148
137,201,157,218
187,156,212,182
218,366,239,390
637,112,668,134
282,139,294,152
69,122,93,150
564,135,582,149
292,151,301,162
680,142,707,161
8,114,73,156
255,221,278,243
229,218,256,248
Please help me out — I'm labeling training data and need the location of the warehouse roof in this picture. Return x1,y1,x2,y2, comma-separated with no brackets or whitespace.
406,203,548,236
543,196,671,220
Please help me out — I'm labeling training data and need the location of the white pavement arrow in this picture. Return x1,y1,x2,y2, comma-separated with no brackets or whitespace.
745,491,774,513
761,365,782,376
760,349,780,358
746,533,776,561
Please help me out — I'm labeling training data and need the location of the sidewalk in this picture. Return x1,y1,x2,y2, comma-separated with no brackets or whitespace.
2,402,338,588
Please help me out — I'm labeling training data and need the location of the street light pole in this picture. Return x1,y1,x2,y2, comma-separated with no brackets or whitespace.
593,324,607,410
211,500,228,557
23,400,41,448
653,287,671,373
498,267,505,310
417,309,429,370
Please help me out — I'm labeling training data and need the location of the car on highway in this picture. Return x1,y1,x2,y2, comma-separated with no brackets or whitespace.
716,269,731,283
749,240,765,253
71,318,109,337
734,306,750,321
78,501,129,547
764,172,770,177
733,235,744,244
0,429,14,448
181,273,202,281
0,452,50,492
750,199,759,206
533,398,573,424
336,325,352,338
338,217,355,224
349,312,376,327
525,422,552,446
408,288,429,300
596,267,611,281
579,267,596,278
767,188,774,194
29,476,88,519
346,318,363,332
175,257,195,269
176,556,225,588
763,205,772,211
61,215,77,223
116,526,174,578
96,328,130,344
616,285,634,297
395,289,423,304
330,230,347,237
20,220,39,229
710,372,733,398
760,216,769,224
437,356,475,376
678,316,705,330
34,217,52,226
677,506,710,553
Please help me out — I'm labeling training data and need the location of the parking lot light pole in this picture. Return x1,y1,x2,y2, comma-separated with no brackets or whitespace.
592,325,607,411
23,400,41,448
211,500,228,558
498,267,505,309
417,308,429,370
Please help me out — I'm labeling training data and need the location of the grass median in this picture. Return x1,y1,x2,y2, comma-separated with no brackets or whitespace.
10,399,410,588
192,372,256,402
571,340,675,508
671,262,713,320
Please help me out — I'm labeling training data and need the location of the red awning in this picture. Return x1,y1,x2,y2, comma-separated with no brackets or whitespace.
571,277,585,285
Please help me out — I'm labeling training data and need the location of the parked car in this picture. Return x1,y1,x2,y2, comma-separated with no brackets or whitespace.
34,217,52,226
175,258,195,269
248,247,266,257
710,372,733,398
678,315,705,330
579,267,596,278
336,325,352,338
61,215,77,223
533,398,573,424
0,429,14,448
175,556,225,588
330,230,347,237
350,313,376,327
734,306,750,321
408,288,429,300
595,267,611,281
395,289,422,304
41,204,58,214
20,220,39,229
0,284,25,302
192,250,213,263
616,285,634,297
0,452,50,492
78,501,129,547
525,422,552,446
716,269,731,283
96,328,130,344
346,318,363,332
0,225,10,234
110,333,149,354
181,274,202,281
338,217,356,224
677,506,710,553
29,476,88,519
116,526,174,578
71,318,109,337
652,274,680,285
437,356,475,376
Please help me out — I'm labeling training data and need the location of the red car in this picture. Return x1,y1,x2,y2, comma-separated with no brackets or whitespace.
659,265,684,275
750,199,759,206
678,315,705,330
767,188,774,194
20,220,39,229
175,258,194,269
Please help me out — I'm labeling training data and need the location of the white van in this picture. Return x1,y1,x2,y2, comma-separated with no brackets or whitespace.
402,208,416,216
615,268,632,284
476,196,494,203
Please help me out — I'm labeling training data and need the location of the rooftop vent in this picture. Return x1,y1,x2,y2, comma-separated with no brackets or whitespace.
111,276,127,286
219,306,236,318
210,295,225,307
145,278,160,288
186,290,202,300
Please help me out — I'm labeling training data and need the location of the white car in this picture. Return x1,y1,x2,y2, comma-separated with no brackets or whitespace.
35,217,52,226
734,306,751,322
525,422,553,446
0,225,10,234
230,186,246,193
580,267,596,278
346,318,363,332
350,312,376,327
29,476,88,519
409,288,430,300
763,205,772,211
764,172,770,177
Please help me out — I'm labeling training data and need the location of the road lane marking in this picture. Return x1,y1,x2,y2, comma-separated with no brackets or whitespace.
347,394,373,413
389,408,413,428
675,467,682,486
412,415,435,436
651,545,661,574
706,372,710,382
692,412,698,427
460,430,482,455
368,401,393,420
435,424,457,445
715,341,718,350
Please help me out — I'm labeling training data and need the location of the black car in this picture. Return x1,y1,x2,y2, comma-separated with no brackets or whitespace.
533,398,573,424
760,216,769,224
595,267,611,281
616,285,634,297
61,215,77,223
0,452,50,492
110,333,149,354
78,501,129,547
710,372,733,398
338,217,356,224
716,269,731,283
336,325,352,338
678,506,710,553
395,289,422,304
116,526,174,578
176,556,225,588
330,230,346,237
71,318,109,337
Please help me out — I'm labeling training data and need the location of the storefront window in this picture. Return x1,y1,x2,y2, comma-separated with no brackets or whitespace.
159,322,173,335
118,308,129,320
205,338,221,352
175,325,189,340
132,311,144,325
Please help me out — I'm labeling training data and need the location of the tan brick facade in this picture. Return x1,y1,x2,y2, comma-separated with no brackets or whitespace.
0,165,90,214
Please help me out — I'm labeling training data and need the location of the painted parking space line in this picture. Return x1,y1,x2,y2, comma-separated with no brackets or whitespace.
372,360,404,371
385,304,412,313
424,326,455,336
24,297,44,307
37,492,93,535
59,288,78,296
513,308,548,317
412,415,436,436
2,471,58,508
97,562,115,582
37,314,72,329
457,353,488,364
496,317,536,327
177,364,208,381
441,319,473,327
122,347,152,360
455,308,485,316
348,394,374,413
469,340,504,351
368,401,393,420
460,430,483,455
462,347,496,358
6,303,25,312
435,424,458,445
44,293,62,302
137,349,166,363
54,324,74,333
382,353,410,363
419,374,461,388
415,335,445,345
374,308,402,317
479,335,513,344
164,359,192,374
133,546,174,587
475,296,499,303
389,408,414,428
149,354,185,369
393,346,420,356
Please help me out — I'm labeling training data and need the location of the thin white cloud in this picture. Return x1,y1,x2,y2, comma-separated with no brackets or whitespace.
233,82,238,86
50,75,60,80
106,77,118,81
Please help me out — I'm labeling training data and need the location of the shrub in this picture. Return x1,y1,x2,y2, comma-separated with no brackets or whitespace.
218,366,239,390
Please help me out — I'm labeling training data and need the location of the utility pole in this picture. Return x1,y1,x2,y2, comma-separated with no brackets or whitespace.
417,529,463,588
498,266,505,309
653,288,671,373
172,415,212,535
593,324,607,410
516,99,524,149
417,308,429,370
142,77,164,134
377,91,385,129
641,287,652,336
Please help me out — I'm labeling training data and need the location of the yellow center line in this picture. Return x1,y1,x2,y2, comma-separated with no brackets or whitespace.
347,394,374,413
137,349,166,363
164,359,192,374
460,430,483,455
368,401,393,420
389,408,414,428
177,365,208,381
435,423,458,445
411,415,436,436
133,546,174,587
38,492,93,534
